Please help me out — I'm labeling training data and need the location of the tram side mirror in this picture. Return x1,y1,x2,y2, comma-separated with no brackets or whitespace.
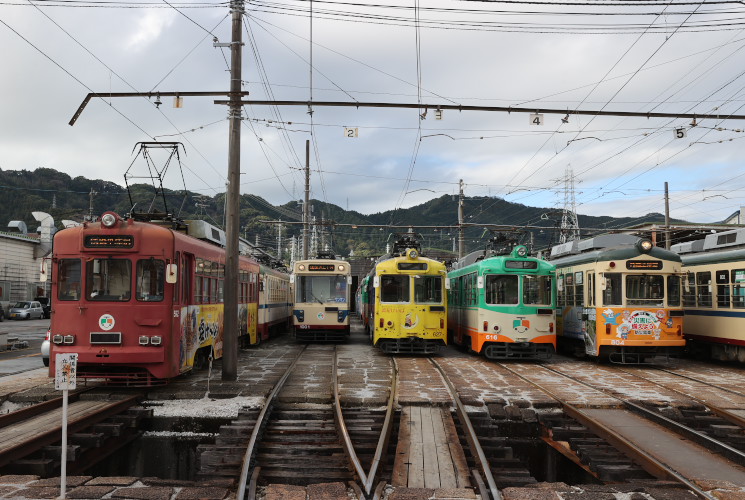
166,264,178,284
445,278,450,290
373,276,380,288
40,260,48,283
600,277,607,290
557,278,564,292
347,276,353,284
289,274,295,284
477,276,484,289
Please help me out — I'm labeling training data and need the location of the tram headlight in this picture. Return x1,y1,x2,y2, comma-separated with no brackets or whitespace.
638,238,654,253
338,265,345,271
408,249,419,259
516,246,528,257
63,335,75,344
139,336,150,345
101,212,117,228
52,335,64,344
150,336,162,346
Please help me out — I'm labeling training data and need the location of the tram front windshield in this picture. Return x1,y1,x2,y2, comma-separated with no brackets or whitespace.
296,275,348,304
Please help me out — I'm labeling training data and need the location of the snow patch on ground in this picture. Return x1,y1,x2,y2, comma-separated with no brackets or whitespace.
143,396,263,418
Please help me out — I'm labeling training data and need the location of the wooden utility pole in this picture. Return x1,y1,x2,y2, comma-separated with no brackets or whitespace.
223,0,244,381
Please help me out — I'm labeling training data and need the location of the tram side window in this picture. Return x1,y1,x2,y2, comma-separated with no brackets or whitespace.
574,272,584,306
732,269,745,309
523,275,552,306
58,259,82,301
414,276,442,304
564,273,574,307
716,270,730,308
136,259,165,302
380,275,409,303
696,271,712,308
682,272,696,307
485,275,518,305
86,259,131,301
667,275,681,307
602,273,622,306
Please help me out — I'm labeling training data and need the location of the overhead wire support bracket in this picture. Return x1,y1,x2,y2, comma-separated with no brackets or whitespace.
211,99,745,122
68,91,250,126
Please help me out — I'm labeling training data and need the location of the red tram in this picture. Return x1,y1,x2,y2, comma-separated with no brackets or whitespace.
49,211,264,385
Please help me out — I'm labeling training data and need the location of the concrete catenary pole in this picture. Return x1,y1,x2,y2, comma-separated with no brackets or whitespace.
223,0,243,381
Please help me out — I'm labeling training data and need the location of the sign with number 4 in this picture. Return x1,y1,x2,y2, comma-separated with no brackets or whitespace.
530,113,544,126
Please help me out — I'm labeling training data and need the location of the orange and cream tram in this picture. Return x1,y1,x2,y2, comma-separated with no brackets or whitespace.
550,234,685,363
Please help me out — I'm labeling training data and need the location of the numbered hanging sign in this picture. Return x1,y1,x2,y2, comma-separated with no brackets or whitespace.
344,127,359,138
530,113,544,126
674,127,687,139
55,353,78,390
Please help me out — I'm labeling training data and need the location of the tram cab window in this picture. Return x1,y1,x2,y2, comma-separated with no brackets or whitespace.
380,275,409,303
602,273,622,306
86,258,131,301
696,272,712,308
667,275,681,307
626,275,664,306
414,276,442,304
297,275,349,303
732,269,745,309
523,275,552,306
485,275,518,305
136,259,165,302
58,259,82,301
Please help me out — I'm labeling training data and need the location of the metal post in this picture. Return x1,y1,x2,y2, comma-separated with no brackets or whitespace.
223,0,243,381
458,179,465,258
664,182,671,250
303,140,310,260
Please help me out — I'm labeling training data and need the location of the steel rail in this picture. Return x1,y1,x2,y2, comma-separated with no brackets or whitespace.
0,394,141,469
0,388,91,429
657,367,745,399
362,359,397,496
237,345,307,500
333,347,368,490
499,363,714,500
333,348,398,497
429,358,502,500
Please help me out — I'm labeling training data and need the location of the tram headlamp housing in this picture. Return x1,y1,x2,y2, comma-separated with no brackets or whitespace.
150,336,162,346
63,335,75,344
516,245,528,257
298,264,306,271
638,238,654,253
139,336,150,345
407,249,419,259
52,335,64,344
101,212,117,228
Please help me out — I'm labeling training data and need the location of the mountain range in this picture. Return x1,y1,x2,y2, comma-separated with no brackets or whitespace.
0,167,680,258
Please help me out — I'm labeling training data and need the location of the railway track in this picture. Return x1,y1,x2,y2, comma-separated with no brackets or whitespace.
0,390,149,477
502,362,745,498
196,344,397,499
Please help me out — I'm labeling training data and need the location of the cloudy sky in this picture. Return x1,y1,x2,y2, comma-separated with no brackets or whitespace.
2,0,745,230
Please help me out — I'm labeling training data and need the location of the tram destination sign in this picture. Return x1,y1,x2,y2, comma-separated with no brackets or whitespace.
626,260,662,270
84,235,135,249
308,264,336,272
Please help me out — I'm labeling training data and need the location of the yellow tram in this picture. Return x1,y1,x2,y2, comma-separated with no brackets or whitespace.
363,235,448,354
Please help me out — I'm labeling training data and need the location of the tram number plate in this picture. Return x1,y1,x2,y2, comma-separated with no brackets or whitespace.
611,339,625,345
298,325,310,329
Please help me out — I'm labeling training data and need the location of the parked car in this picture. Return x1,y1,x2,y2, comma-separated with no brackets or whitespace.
41,328,50,367
8,301,44,320
34,297,51,319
